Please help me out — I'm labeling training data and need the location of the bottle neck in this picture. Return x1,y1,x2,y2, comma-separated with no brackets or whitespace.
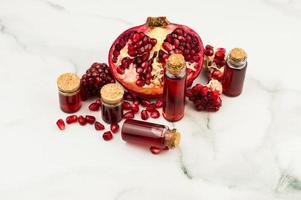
165,68,186,79
226,57,247,70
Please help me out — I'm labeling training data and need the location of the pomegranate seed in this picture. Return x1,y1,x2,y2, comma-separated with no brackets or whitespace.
141,99,151,107
211,70,223,81
110,123,119,133
150,110,160,118
146,103,156,112
85,115,96,124
215,51,225,59
117,67,125,74
205,44,214,50
66,115,77,124
163,42,172,51
89,103,100,111
123,111,135,119
131,103,139,113
56,119,65,130
136,79,145,87
141,110,149,120
216,48,226,53
122,101,132,110
204,49,213,56
174,28,184,36
150,38,157,46
124,92,133,101
155,99,163,108
132,32,140,42
150,146,161,154
94,121,105,130
78,115,87,126
103,131,113,141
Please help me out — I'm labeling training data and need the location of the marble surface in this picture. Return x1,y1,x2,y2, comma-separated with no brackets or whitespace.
1,0,301,199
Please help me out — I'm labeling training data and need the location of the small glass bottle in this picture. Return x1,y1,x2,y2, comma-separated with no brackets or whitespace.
57,73,82,113
222,48,248,97
163,54,186,122
121,119,181,149
100,83,124,123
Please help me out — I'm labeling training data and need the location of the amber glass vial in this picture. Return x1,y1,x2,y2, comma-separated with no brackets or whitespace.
57,73,82,113
100,83,124,123
163,54,186,122
121,119,181,149
222,48,248,97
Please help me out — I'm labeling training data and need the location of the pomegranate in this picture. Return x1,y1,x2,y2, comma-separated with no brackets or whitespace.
80,63,115,100
109,17,204,98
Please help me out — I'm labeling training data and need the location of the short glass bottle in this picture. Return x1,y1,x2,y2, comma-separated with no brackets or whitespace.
222,48,248,97
163,54,186,122
57,73,82,113
100,83,124,123
121,119,181,149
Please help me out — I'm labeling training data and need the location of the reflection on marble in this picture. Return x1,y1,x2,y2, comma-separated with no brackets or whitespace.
0,0,301,199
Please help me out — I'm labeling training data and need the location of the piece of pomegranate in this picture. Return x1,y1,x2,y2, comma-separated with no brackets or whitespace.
89,102,100,111
103,131,113,141
85,115,96,124
66,115,78,124
78,115,87,125
141,110,149,120
56,119,65,130
150,110,160,118
95,121,105,130
123,111,135,119
110,123,119,133
80,63,115,100
108,17,204,98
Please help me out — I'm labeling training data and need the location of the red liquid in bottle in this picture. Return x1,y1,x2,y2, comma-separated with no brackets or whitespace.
101,103,123,123
163,74,186,121
121,119,168,148
59,91,81,113
222,63,247,96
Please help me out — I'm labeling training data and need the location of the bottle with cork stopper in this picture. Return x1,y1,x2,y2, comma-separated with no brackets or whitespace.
100,83,124,123
57,73,82,113
163,54,186,122
223,48,248,96
121,119,181,150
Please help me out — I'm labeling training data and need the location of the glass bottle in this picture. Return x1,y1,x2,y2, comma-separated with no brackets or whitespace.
57,73,82,113
121,119,181,149
100,83,124,123
222,48,248,97
163,54,186,122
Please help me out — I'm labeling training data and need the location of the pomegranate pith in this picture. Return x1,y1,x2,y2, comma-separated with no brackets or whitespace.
109,17,204,98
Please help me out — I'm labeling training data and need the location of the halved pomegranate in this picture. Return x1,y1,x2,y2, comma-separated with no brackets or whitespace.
108,17,204,98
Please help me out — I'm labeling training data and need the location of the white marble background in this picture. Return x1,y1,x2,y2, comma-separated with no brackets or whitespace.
1,0,301,199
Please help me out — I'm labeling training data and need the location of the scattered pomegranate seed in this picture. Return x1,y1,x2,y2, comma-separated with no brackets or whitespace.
141,99,151,107
150,146,161,154
123,111,135,119
146,103,156,112
150,110,160,118
141,110,149,120
110,123,119,133
132,98,140,105
155,99,163,108
66,115,78,124
85,115,96,124
103,131,113,141
131,103,139,113
122,101,132,110
78,115,87,126
89,102,100,111
124,92,134,101
95,98,102,105
94,121,105,130
56,119,65,130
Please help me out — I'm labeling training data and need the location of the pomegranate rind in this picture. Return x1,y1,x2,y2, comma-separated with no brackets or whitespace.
108,22,204,98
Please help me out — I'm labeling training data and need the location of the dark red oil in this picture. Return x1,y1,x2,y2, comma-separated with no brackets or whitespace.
59,91,81,113
222,63,247,97
101,103,123,123
121,119,167,148
163,75,186,122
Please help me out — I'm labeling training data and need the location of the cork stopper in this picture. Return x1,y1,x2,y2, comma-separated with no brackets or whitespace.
229,48,247,63
100,83,124,105
166,54,186,76
57,73,80,93
165,129,181,149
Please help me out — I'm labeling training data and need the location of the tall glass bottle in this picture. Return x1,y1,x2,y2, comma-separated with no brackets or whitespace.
163,54,186,122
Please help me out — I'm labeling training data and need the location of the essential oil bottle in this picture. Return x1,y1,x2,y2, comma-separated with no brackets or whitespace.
100,83,124,123
121,119,181,149
57,73,82,113
163,54,186,122
222,48,248,97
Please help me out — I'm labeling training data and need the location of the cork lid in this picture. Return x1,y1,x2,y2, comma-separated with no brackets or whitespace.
100,83,124,105
229,48,247,63
57,73,80,93
166,54,186,75
165,129,181,149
